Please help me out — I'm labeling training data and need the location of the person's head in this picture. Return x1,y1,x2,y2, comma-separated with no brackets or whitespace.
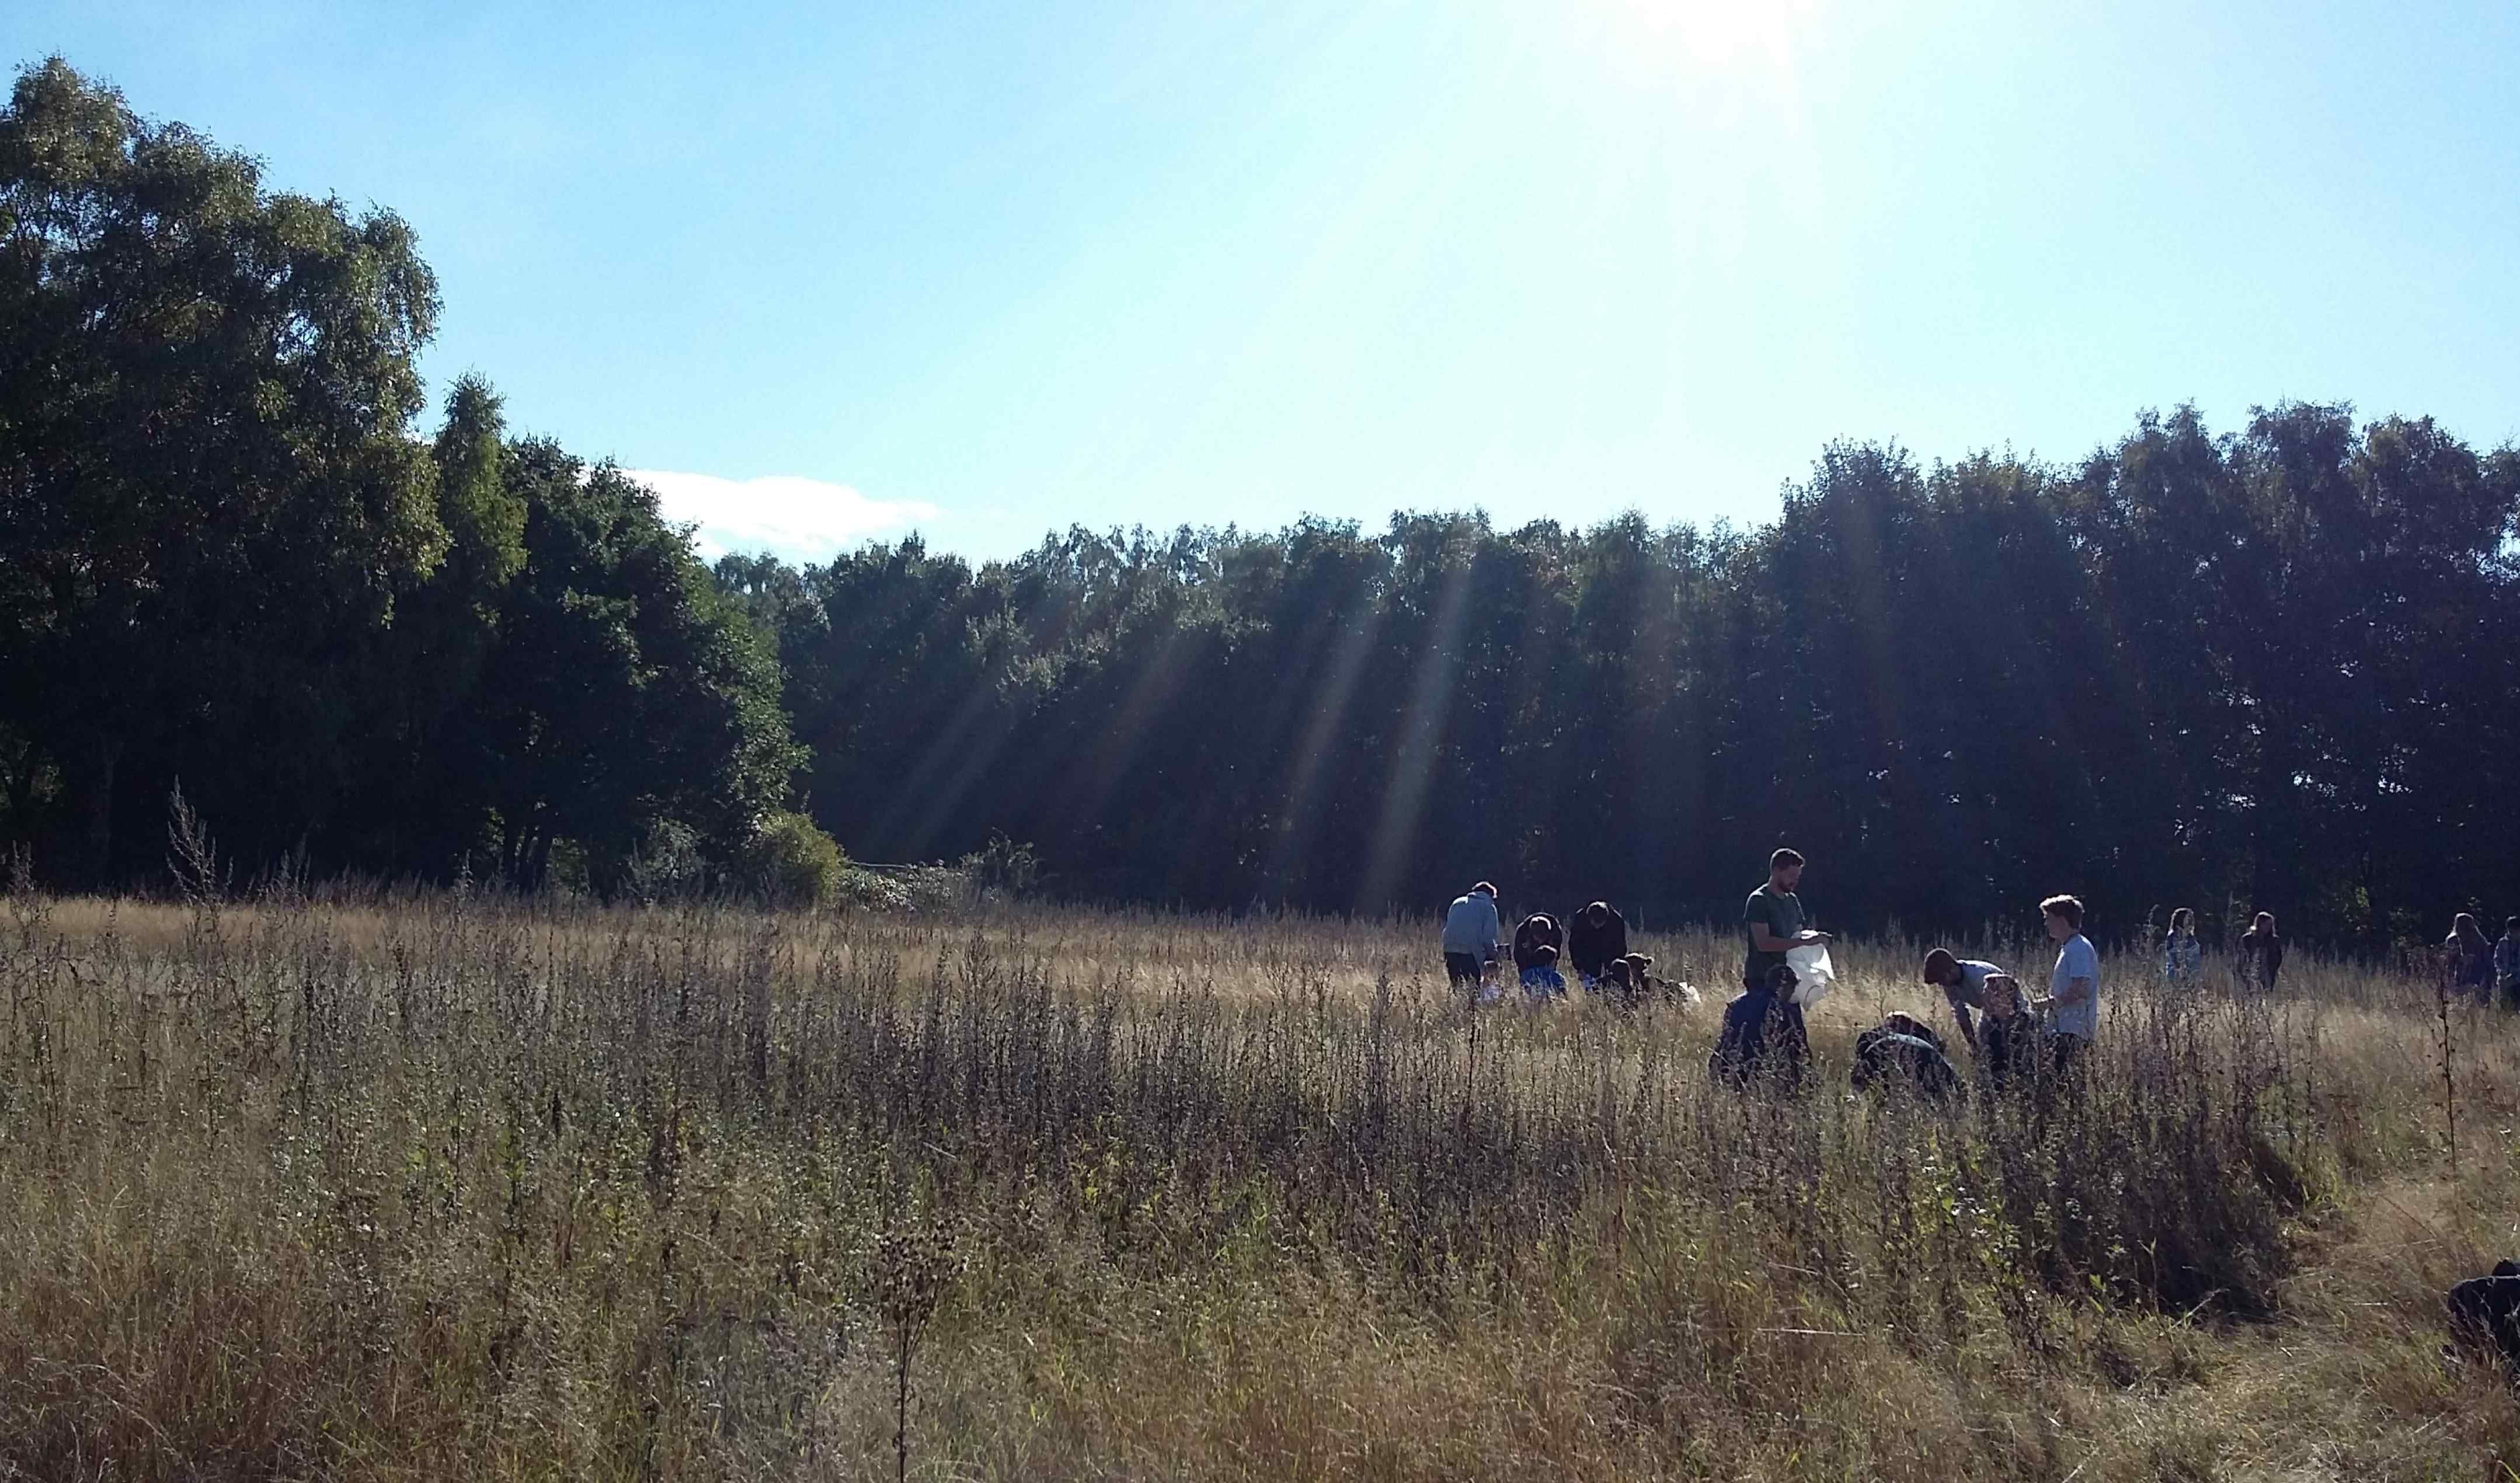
1583,900,1610,925
1770,847,1804,891
2504,916,2519,938
1767,962,1798,994
1533,944,1559,967
1922,948,1961,987
2041,894,2084,942
2454,913,2484,945
2170,907,2194,935
1982,976,2021,1020
1471,882,1496,899
1626,953,1654,977
2251,911,2275,935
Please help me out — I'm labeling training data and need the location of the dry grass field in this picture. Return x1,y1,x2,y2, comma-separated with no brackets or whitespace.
3,881,2518,1480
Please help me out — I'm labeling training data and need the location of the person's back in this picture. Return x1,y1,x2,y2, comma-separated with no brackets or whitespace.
1441,883,1502,990
2240,914,2283,992
1853,1014,1960,1103
1512,913,1563,972
2497,919,2520,1010
1711,965,1808,1092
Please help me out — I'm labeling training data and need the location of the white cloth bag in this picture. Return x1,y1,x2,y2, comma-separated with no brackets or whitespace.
1785,943,1836,1006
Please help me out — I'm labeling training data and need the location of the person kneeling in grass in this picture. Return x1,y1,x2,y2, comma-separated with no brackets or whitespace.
1520,944,1568,1003
2035,894,2099,1074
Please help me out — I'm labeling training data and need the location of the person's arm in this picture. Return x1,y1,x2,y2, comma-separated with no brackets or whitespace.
1948,994,1979,1053
2051,949,2093,1007
1745,910,1829,953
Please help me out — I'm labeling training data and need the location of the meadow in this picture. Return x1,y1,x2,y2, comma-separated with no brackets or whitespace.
2,874,2517,1481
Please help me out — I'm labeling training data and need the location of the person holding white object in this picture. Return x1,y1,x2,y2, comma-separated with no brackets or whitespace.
1742,847,1831,994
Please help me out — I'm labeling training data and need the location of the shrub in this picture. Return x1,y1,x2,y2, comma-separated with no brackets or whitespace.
743,810,847,906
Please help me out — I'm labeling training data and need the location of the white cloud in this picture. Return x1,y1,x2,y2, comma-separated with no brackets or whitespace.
624,469,940,565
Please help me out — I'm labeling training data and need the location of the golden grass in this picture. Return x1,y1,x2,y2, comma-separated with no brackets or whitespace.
4,888,2518,1479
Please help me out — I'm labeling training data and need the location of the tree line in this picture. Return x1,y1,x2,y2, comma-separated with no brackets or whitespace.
6,59,2516,946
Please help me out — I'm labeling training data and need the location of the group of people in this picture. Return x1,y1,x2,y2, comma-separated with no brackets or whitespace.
2444,913,2520,1009
1442,851,2520,1099
2160,906,2520,1011
1439,887,1691,1007
1439,847,2104,1100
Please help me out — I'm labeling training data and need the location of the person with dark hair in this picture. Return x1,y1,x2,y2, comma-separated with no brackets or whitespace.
2239,911,2284,993
1567,900,1630,984
1743,848,1828,993
1971,972,2039,1092
1512,912,1565,973
1710,963,1811,1092
2035,894,2098,1074
2163,907,2202,988
1921,948,2021,1055
1851,1012,1961,1104
1442,882,1502,994
2447,1261,2520,1377
1519,944,1568,1002
2498,918,2520,1012
2448,913,2496,1004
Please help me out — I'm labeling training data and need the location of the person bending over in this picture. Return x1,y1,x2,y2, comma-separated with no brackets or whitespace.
1920,948,2021,1055
1512,912,1565,974
1568,900,1630,984
1711,963,1812,1092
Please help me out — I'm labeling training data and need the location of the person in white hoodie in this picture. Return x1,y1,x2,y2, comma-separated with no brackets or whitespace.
1442,882,1503,994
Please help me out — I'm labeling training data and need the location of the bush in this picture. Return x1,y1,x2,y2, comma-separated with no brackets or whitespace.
743,811,847,906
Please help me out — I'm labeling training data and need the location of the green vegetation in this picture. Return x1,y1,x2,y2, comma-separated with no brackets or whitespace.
2,885,2516,1478
7,58,2519,947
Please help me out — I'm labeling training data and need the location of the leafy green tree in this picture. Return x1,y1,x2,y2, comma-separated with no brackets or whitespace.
0,58,444,882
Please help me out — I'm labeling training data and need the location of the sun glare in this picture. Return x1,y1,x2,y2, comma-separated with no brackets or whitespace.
1596,0,1821,74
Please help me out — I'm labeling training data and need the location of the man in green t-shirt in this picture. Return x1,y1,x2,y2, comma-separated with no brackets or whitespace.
1743,847,1830,992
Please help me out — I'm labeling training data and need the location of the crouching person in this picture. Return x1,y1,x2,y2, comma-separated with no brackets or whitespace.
1520,944,1569,1003
2447,1261,2520,1379
1851,1013,1961,1105
1710,963,1811,1093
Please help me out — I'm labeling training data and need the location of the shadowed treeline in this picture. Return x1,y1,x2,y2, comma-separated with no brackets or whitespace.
728,410,2520,944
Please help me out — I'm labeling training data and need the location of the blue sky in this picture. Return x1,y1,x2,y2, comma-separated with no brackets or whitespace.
8,1,2516,565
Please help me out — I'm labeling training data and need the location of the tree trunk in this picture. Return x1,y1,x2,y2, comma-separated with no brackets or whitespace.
59,734,121,890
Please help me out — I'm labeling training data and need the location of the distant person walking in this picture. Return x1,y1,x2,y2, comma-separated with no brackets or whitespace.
1567,900,1630,984
2447,914,2495,1005
1442,882,1503,995
2239,912,2284,994
1921,948,2021,1056
2497,917,2520,1012
2162,908,2202,988
2036,894,2099,1074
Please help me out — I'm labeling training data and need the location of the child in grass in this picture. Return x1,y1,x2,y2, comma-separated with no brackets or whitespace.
1519,944,1568,1003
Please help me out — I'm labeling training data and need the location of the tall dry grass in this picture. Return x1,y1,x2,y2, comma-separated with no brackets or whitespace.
3,879,2518,1479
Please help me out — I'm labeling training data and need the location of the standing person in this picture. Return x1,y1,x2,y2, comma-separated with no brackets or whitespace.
2034,894,2099,1074
2239,912,2284,994
1567,900,1630,984
1511,912,1565,974
1442,882,1503,995
1736,848,1828,1082
2497,917,2520,1012
2447,914,2495,1004
2162,908,2202,988
1921,948,2021,1055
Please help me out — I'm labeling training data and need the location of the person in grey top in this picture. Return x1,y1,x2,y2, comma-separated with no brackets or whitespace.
1441,882,1502,993
2037,893,2100,1073
1920,948,2021,1054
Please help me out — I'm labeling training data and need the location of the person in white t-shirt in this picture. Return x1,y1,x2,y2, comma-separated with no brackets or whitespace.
2035,893,2099,1074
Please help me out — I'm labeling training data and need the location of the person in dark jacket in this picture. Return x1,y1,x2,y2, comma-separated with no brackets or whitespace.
2448,914,2496,1004
2447,1261,2520,1377
1567,900,1629,983
1710,963,1810,1092
1512,913,1566,974
2239,912,2284,993
1851,1013,1961,1104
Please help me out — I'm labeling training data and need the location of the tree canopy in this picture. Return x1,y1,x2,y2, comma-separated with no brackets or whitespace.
4,58,2515,944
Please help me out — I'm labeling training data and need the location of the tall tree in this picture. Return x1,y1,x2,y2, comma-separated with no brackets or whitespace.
0,58,444,880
